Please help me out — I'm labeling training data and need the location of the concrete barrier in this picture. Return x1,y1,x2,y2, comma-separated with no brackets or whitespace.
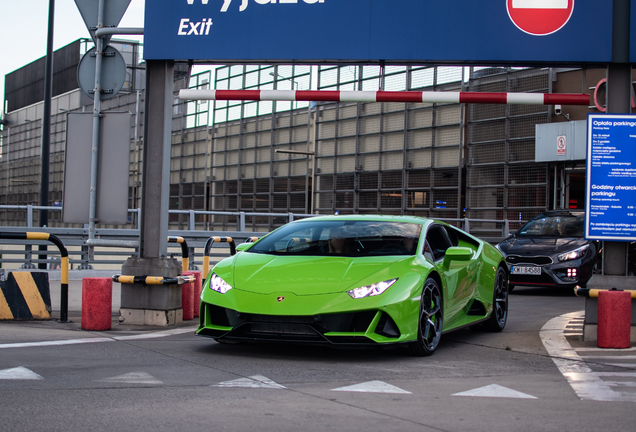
0,272,51,320
81,278,112,331
579,290,636,342
183,270,202,318
181,274,194,321
598,290,631,348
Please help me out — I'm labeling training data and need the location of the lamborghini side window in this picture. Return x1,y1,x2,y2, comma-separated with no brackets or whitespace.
425,225,453,262
445,226,458,246
423,240,434,262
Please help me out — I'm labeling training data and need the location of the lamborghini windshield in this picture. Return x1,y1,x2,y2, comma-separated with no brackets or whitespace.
247,220,422,257
517,213,584,238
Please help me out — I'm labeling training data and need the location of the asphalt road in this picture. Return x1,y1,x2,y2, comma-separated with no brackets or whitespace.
1,287,635,432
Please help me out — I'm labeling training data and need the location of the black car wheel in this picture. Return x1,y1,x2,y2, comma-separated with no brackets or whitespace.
483,266,508,332
409,278,443,356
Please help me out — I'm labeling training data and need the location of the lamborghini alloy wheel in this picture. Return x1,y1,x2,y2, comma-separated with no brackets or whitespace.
409,277,443,356
484,266,508,332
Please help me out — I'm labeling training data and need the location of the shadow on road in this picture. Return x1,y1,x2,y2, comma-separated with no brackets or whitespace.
510,286,576,297
193,338,422,361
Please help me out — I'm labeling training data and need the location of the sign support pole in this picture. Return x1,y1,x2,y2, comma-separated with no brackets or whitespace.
588,0,634,289
87,0,105,259
603,63,631,277
604,0,631,277
138,60,173,260
119,60,182,326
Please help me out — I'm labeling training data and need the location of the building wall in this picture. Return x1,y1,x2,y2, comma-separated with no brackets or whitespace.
4,40,82,113
465,68,551,235
0,65,612,232
0,88,146,228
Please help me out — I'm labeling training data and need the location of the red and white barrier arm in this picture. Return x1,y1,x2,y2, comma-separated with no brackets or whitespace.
179,89,590,105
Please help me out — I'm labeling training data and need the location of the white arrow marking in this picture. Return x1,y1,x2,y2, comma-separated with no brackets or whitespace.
332,380,411,394
214,375,286,389
0,366,44,380
99,372,163,385
453,384,537,399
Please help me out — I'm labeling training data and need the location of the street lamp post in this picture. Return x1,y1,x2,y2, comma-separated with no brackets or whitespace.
38,0,55,269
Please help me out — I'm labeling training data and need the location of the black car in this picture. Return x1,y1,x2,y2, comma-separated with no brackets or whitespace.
496,211,601,291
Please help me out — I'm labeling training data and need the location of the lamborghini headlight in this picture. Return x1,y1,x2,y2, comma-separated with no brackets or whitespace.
347,278,397,299
557,244,589,262
209,273,233,294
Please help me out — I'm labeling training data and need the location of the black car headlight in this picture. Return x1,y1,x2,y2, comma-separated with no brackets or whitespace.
557,244,589,262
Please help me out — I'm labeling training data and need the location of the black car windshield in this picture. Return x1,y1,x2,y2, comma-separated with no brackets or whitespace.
247,220,422,257
517,214,584,238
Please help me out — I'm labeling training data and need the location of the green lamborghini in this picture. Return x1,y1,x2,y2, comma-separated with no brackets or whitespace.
196,215,509,356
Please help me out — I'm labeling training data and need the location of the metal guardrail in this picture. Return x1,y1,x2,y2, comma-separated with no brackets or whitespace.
0,205,522,270
0,205,314,232
0,227,256,271
0,231,70,322
203,236,237,278
575,287,636,298
167,236,190,272
112,274,196,285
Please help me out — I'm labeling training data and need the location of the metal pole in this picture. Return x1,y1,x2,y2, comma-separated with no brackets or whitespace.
603,0,631,277
5,126,9,206
88,0,105,258
138,60,174,258
38,0,55,269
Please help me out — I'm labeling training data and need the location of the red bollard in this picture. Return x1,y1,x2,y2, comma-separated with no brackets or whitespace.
181,273,195,321
81,278,112,331
598,290,632,349
184,271,202,318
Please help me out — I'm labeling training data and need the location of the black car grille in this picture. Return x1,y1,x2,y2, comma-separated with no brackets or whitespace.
506,255,553,265
509,273,556,285
199,304,400,344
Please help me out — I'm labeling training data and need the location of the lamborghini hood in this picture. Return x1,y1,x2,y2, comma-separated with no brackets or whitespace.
225,252,411,296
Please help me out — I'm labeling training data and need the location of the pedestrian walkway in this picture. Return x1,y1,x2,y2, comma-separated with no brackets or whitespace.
541,311,636,402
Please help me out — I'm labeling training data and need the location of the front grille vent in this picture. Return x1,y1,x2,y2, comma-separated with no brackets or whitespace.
506,255,553,265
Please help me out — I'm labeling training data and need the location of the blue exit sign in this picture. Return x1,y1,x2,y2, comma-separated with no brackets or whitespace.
144,0,614,64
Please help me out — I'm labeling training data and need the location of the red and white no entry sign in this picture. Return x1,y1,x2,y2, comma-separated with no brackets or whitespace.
507,0,575,36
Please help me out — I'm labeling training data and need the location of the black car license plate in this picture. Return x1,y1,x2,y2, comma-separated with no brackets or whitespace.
511,266,541,275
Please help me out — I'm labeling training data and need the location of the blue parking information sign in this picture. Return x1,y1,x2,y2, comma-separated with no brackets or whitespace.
586,114,636,241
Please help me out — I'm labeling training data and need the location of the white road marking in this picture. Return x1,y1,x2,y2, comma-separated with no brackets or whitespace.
331,380,411,394
99,372,163,385
0,337,114,349
113,327,197,341
595,372,636,377
600,364,636,368
213,375,286,389
0,326,198,349
452,384,537,399
540,312,636,402
0,366,43,380
579,356,636,360
576,347,636,352
605,381,636,387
